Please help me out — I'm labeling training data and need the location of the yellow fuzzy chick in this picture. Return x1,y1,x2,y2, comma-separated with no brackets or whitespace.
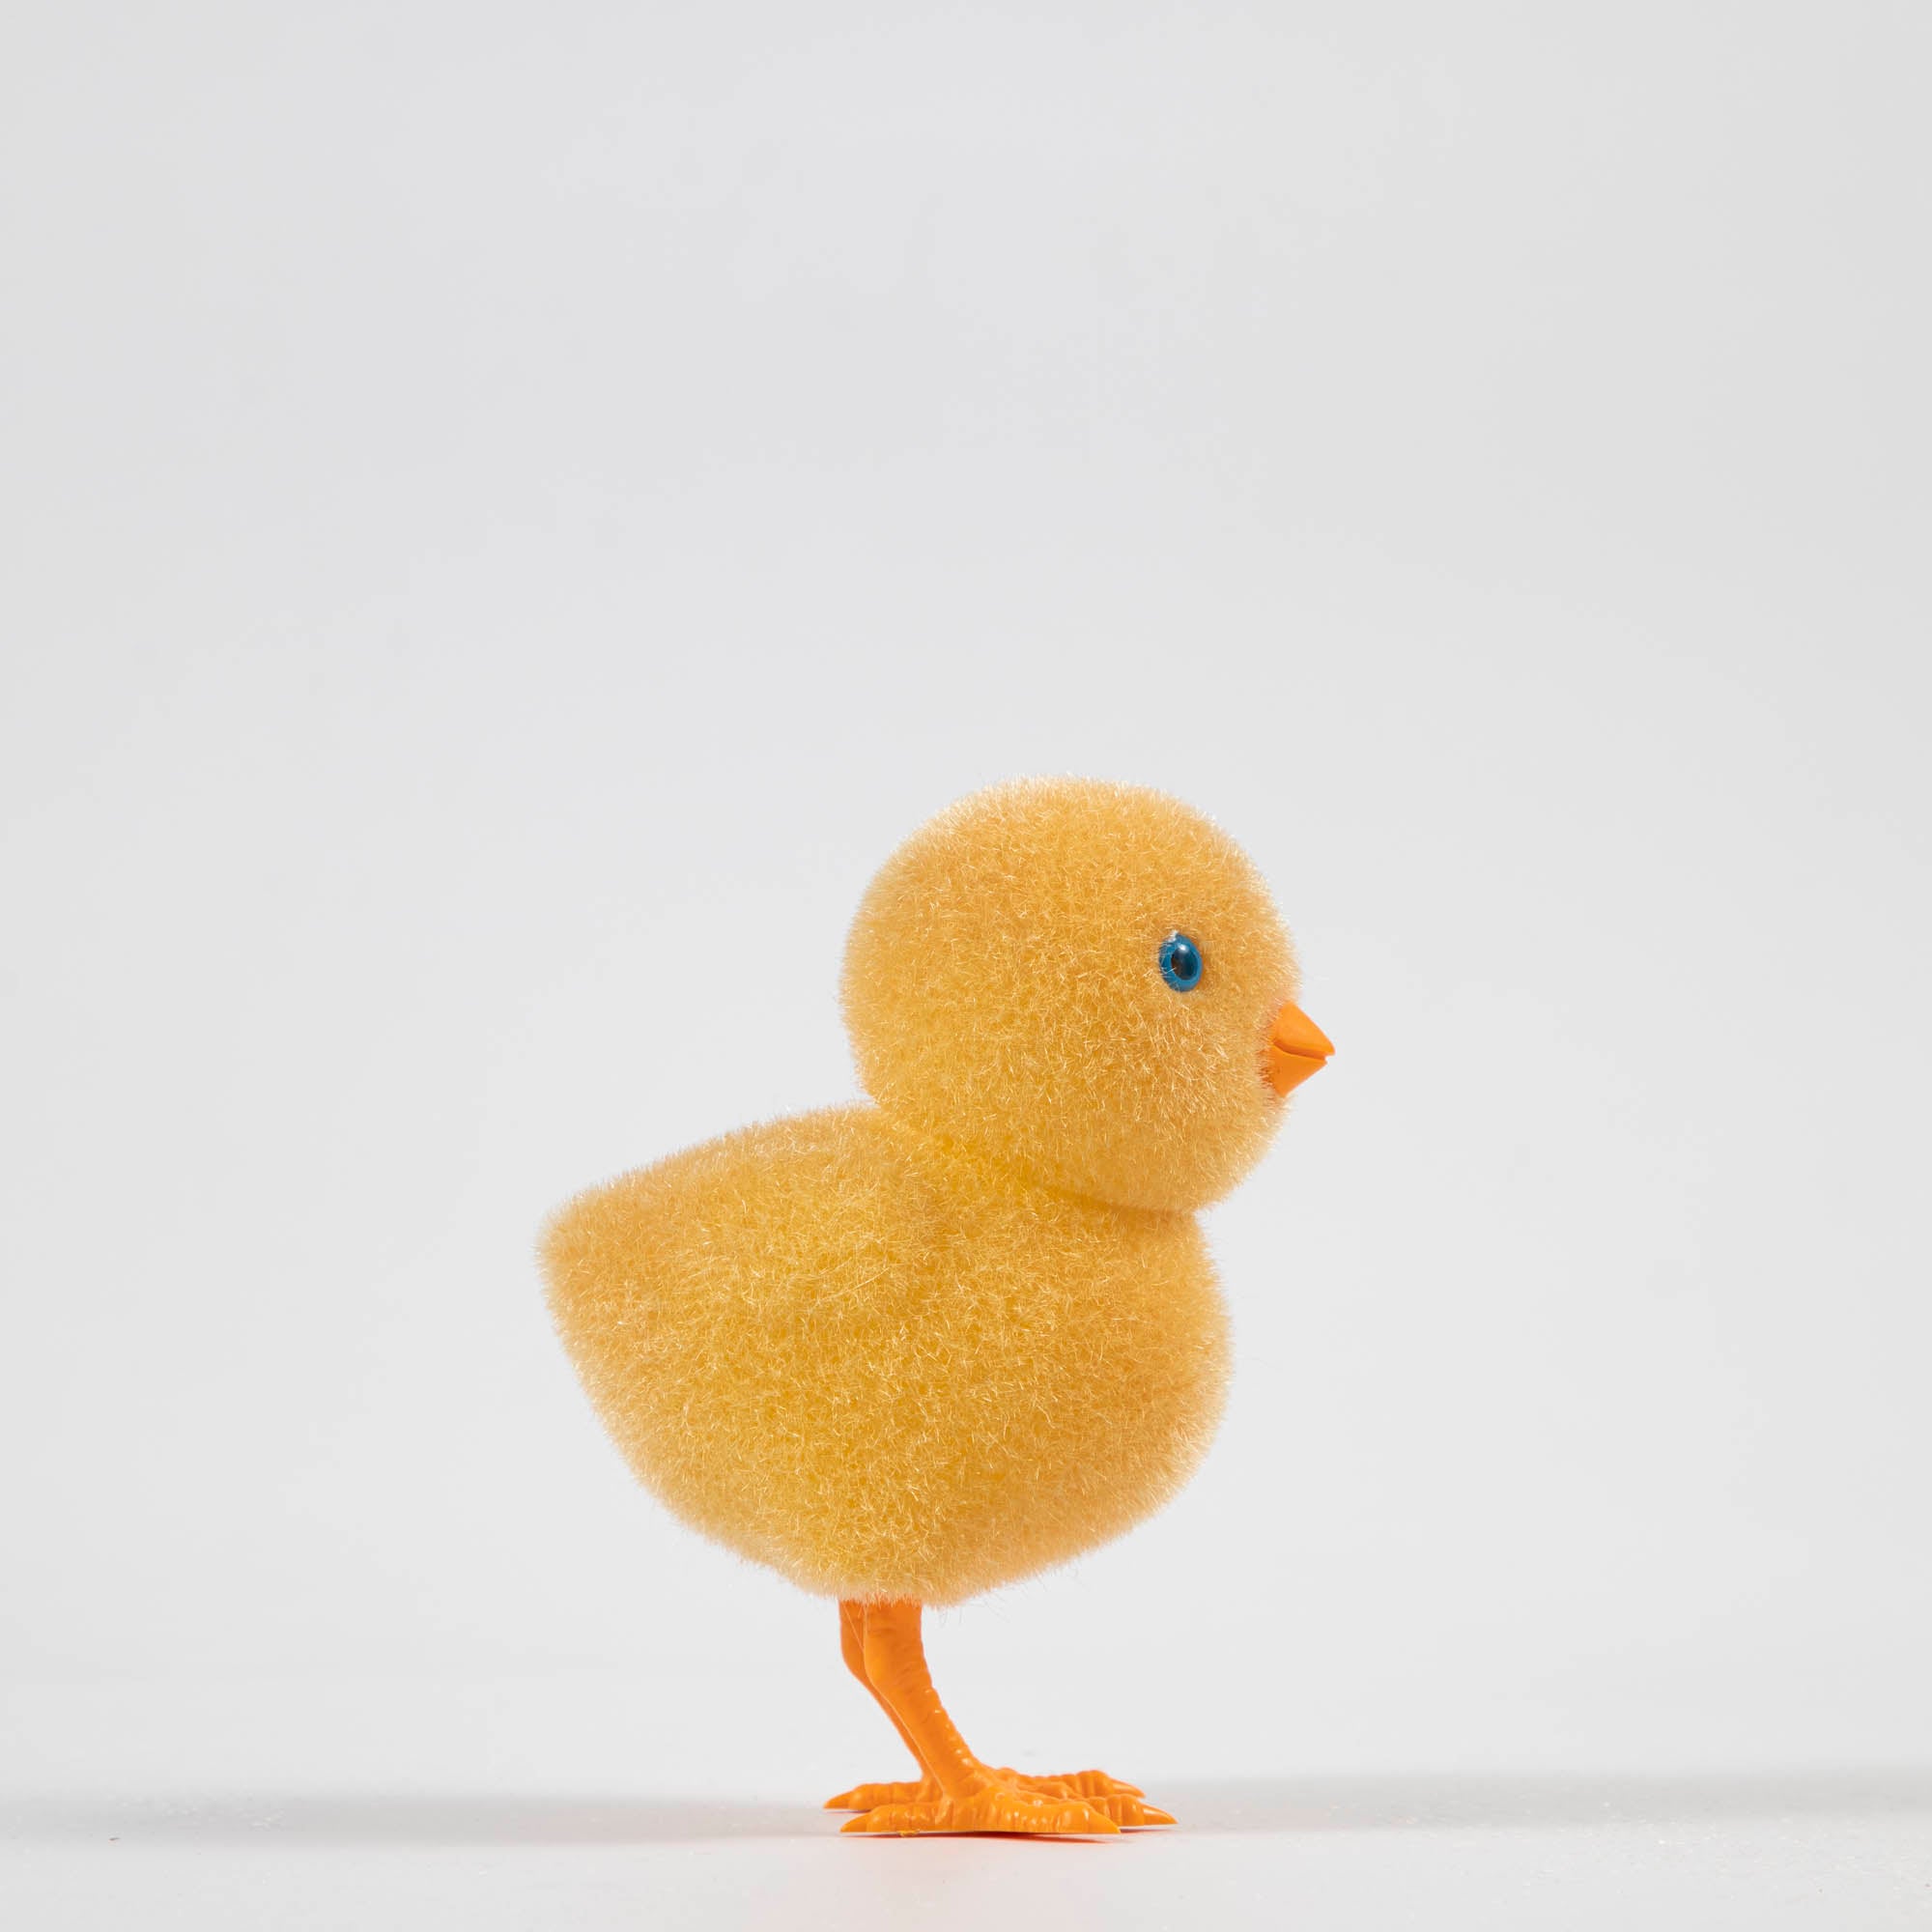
541,779,1331,1836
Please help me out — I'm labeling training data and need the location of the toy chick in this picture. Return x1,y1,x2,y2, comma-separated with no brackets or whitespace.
541,779,1331,1836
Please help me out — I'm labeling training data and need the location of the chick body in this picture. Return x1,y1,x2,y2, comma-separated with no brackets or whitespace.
543,779,1318,1614
546,1103,1224,1604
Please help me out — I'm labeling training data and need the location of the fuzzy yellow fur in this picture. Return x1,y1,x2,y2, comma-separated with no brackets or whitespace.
542,780,1298,1605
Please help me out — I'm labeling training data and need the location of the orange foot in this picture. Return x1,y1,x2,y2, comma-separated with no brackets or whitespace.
840,1776,1125,1836
828,1769,1173,1828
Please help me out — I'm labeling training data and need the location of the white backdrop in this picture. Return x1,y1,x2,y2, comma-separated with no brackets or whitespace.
3,5,1927,1925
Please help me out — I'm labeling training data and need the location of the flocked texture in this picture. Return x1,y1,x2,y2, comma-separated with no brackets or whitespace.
544,1109,1226,1603
542,780,1298,1604
842,780,1295,1212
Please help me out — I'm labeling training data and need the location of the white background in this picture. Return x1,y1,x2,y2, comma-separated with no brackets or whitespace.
3,4,1928,1925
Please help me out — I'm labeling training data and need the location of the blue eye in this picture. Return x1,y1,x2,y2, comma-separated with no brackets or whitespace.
1158,932,1204,991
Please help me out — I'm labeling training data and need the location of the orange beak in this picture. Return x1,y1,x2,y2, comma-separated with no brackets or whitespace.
1265,1000,1334,1096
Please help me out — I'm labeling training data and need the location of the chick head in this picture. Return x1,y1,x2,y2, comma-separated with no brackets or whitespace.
841,778,1326,1212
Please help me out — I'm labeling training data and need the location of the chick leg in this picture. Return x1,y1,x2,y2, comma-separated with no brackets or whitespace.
823,1598,933,1804
824,1599,1169,1824
837,1601,1164,1836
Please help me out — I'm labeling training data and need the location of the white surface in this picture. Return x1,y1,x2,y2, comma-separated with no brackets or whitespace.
4,1678,1930,1930
7,1797,1931,1932
3,3,1928,1924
